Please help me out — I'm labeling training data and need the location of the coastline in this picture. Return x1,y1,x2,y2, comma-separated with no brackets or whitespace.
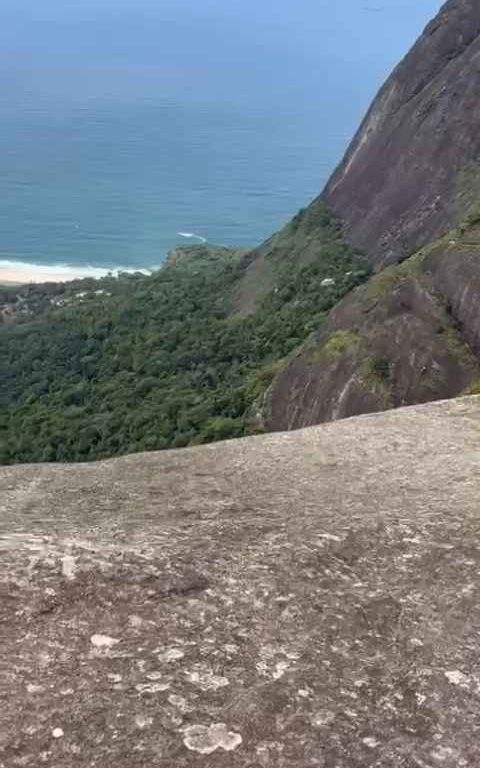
0,261,148,286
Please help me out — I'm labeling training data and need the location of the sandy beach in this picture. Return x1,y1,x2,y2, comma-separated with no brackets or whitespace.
0,262,117,285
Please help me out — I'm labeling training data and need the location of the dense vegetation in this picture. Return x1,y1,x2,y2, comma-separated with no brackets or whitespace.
1,207,370,463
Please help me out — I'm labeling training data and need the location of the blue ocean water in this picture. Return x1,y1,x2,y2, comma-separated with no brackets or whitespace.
0,0,441,274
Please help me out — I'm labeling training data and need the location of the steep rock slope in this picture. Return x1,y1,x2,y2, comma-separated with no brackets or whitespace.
266,222,480,430
323,0,480,267
238,0,480,314
1,396,480,767
257,0,480,429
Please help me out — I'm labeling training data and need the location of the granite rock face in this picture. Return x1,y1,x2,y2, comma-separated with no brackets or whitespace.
267,273,479,431
323,0,480,267
266,224,480,432
257,0,480,429
1,396,480,766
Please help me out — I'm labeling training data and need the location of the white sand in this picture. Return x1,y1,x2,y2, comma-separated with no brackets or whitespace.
0,261,151,285
0,262,113,284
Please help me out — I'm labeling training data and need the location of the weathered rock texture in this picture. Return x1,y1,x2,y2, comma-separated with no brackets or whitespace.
323,0,480,267
241,0,480,310
1,396,480,766
253,0,480,430
266,226,480,431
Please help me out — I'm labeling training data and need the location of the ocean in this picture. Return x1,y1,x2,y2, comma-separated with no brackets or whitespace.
0,0,441,277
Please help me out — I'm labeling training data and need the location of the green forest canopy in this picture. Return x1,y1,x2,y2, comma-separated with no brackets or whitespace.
1,206,371,463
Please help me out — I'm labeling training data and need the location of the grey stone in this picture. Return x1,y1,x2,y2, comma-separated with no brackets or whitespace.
1,396,480,766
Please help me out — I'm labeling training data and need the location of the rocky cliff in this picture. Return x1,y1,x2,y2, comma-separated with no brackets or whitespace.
2,397,480,766
266,223,480,430
323,0,480,267
257,0,480,430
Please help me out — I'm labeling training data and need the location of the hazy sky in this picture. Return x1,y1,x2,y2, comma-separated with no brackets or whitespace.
1,0,443,104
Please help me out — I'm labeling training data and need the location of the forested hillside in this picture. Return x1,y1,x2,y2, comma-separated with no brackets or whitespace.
5,1,480,464
1,207,369,463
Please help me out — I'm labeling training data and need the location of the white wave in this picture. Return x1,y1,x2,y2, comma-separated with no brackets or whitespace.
177,232,207,243
0,259,152,284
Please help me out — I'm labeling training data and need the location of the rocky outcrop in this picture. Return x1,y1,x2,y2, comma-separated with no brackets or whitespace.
240,0,480,314
266,225,480,430
323,0,480,266
2,396,480,766
425,237,480,354
247,0,480,429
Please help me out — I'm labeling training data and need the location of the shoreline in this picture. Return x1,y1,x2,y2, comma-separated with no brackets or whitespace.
0,262,150,286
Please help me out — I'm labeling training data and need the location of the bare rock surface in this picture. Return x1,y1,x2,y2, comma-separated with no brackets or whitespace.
266,228,480,432
1,397,480,766
241,0,480,313
234,0,480,433
323,0,480,266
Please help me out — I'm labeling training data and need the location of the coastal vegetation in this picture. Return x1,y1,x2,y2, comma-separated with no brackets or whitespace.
0,207,370,463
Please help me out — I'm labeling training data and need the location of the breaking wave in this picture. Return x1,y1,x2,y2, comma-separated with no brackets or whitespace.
177,232,207,243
